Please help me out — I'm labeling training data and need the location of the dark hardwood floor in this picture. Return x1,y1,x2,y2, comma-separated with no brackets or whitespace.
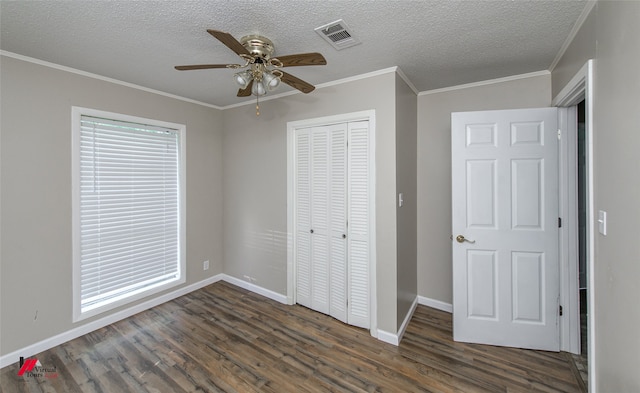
1,281,585,392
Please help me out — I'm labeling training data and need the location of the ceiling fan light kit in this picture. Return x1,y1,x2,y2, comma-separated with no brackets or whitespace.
175,29,327,115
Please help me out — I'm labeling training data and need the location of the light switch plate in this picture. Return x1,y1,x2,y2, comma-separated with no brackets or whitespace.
598,210,607,235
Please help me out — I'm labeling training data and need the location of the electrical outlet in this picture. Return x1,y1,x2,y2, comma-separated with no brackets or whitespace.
203,260,209,270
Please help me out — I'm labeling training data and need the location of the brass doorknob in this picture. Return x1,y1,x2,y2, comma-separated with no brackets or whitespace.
455,235,476,244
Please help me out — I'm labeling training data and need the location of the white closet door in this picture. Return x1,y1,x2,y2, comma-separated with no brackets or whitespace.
297,123,348,318
310,127,330,314
329,124,348,323
295,130,312,309
294,120,369,330
347,120,370,329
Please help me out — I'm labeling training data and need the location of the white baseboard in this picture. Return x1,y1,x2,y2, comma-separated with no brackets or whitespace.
376,296,418,346
377,329,399,346
219,274,288,304
418,296,453,313
0,273,291,369
397,296,418,343
5,273,425,368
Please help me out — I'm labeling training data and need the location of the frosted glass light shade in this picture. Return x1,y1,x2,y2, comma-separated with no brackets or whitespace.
234,71,252,89
251,80,266,96
262,71,281,91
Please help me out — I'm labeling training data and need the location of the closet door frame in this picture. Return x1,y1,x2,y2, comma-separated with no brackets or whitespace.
287,110,377,337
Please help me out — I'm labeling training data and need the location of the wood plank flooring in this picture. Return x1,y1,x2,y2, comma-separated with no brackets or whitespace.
0,281,585,392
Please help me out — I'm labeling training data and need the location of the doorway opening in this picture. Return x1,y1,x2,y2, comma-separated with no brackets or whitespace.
572,99,589,389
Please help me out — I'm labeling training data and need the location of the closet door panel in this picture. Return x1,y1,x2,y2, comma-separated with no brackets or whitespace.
295,130,312,308
348,121,370,329
310,128,330,314
329,125,348,323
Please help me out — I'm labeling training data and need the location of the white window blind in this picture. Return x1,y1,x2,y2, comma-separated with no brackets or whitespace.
77,114,182,316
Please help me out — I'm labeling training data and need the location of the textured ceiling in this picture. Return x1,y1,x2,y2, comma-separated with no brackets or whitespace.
0,0,589,108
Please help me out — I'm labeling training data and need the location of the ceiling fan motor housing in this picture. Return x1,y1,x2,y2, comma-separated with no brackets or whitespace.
240,35,275,60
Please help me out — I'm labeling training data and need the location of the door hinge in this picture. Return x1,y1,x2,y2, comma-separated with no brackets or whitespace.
557,129,561,140
559,305,563,316
558,217,562,228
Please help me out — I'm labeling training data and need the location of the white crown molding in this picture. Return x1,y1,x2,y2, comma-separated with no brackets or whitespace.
0,50,223,110
395,67,420,95
2,50,408,112
418,70,550,96
548,1,597,72
317,66,399,90
4,49,550,112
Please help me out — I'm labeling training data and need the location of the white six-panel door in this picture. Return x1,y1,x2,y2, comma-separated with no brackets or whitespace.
294,121,370,329
451,108,560,351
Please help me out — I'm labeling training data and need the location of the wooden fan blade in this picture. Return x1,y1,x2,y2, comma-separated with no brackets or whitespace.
281,71,315,94
175,64,231,71
276,52,327,67
207,29,250,56
237,80,253,97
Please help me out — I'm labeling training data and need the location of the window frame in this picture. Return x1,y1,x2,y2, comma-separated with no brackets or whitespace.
71,106,186,322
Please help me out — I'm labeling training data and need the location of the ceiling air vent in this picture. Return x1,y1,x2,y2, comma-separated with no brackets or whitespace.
315,19,360,50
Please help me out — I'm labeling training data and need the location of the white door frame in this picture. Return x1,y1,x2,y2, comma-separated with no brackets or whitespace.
552,59,595,392
286,110,377,336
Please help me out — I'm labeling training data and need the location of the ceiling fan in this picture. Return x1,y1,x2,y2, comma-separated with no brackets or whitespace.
175,30,327,100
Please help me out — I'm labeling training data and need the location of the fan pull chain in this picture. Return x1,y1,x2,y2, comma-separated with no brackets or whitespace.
255,94,260,116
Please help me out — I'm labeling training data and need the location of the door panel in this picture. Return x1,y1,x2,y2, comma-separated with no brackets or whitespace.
512,251,544,323
329,125,348,323
347,121,370,329
311,129,330,314
295,130,312,308
511,159,543,229
466,160,497,228
452,107,559,351
467,250,497,319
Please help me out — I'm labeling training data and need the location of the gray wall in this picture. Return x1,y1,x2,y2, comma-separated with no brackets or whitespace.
395,74,417,329
551,2,640,390
222,72,402,334
417,74,552,304
0,56,224,355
